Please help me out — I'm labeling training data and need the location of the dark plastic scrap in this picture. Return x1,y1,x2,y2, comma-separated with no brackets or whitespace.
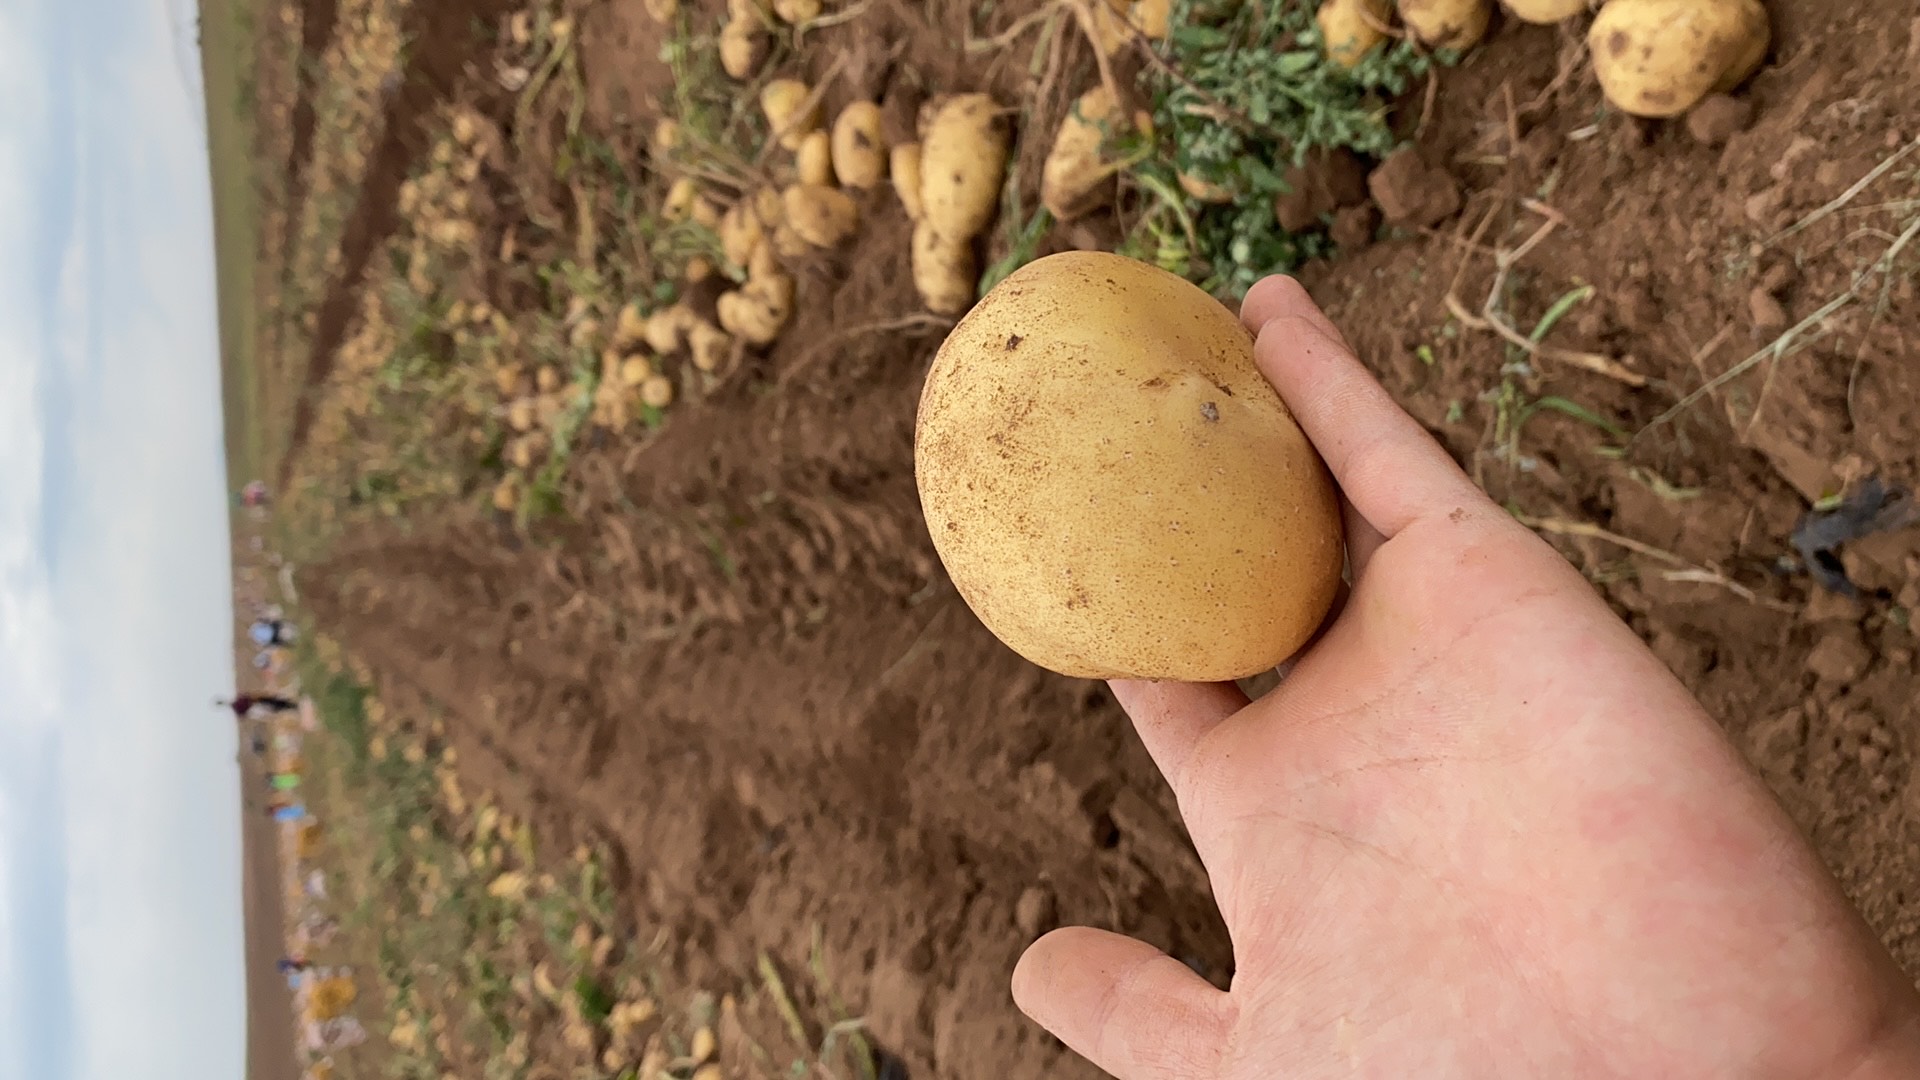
1790,478,1919,596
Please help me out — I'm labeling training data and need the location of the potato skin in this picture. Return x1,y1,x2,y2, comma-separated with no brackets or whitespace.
760,79,821,150
919,94,1009,242
1501,0,1587,22
796,130,834,186
911,222,976,315
831,102,889,189
782,184,859,247
914,251,1345,681
1041,85,1125,222
1589,0,1769,117
891,143,925,221
1399,0,1491,50
1316,0,1390,68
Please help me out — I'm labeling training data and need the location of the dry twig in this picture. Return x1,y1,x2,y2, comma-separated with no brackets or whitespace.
1515,513,1794,612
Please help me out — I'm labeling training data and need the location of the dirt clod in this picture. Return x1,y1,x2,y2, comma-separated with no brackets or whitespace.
1807,626,1874,685
1013,885,1056,940
1366,147,1461,228
1686,94,1754,146
1329,203,1381,252
1748,286,1789,334
1274,148,1370,233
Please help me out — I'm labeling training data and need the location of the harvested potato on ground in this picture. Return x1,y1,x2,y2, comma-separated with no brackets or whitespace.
684,256,715,283
728,0,767,17
613,303,649,347
719,202,766,268
1501,0,1587,22
505,398,537,432
1041,85,1128,222
1399,0,1491,49
915,251,1344,680
1178,171,1234,204
505,433,548,470
772,0,818,22
1082,0,1133,56
830,102,888,189
920,94,1009,242
717,273,794,345
644,304,698,354
644,0,678,20
783,184,859,247
535,366,561,393
688,321,732,371
664,177,698,222
748,238,783,282
1316,0,1390,67
639,374,675,409
652,118,681,158
891,143,924,220
720,17,768,80
796,131,835,186
761,79,822,151
691,197,721,230
491,476,521,513
1589,0,1769,117
620,355,654,385
492,364,526,398
911,222,976,315
1130,0,1171,38
771,222,811,260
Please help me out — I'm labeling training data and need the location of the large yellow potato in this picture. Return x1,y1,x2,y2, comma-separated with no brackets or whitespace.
1501,0,1587,22
1041,85,1127,222
891,143,925,221
914,252,1344,681
1399,0,1491,50
782,184,859,247
796,130,834,186
830,102,889,189
719,18,767,80
760,79,821,150
919,94,1009,242
1316,0,1390,68
1588,0,1769,117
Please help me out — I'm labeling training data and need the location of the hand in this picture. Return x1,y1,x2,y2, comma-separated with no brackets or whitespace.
1012,277,1920,1079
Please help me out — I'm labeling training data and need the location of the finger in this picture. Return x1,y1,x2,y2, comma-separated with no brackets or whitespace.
1239,273,1352,351
1240,276,1489,538
1344,498,1388,577
1110,679,1248,798
1013,927,1231,1080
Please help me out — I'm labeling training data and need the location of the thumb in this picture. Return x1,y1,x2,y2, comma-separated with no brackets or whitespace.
1013,927,1232,1080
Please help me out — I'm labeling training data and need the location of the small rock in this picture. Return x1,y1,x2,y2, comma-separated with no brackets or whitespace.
1748,287,1789,334
1273,148,1370,232
1366,148,1462,229
1329,203,1381,252
1013,885,1056,940
1806,626,1873,685
1686,94,1753,146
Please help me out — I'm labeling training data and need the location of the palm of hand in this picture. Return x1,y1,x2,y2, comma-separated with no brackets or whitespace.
1012,279,1920,1080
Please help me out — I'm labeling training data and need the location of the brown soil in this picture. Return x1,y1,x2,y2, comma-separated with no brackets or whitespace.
292,2,1920,1077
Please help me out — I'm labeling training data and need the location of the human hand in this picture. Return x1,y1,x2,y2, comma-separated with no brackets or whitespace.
1012,277,1920,1079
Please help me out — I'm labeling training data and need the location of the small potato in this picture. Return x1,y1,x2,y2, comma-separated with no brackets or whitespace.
920,94,1009,242
1130,0,1171,38
643,0,678,20
830,102,888,189
782,184,859,247
664,177,698,222
1589,0,1769,118
505,397,537,432
536,366,562,393
913,251,1344,681
891,143,925,221
748,237,783,282
760,79,822,151
911,223,976,315
652,118,681,158
1041,85,1127,222
684,256,715,283
688,321,732,372
1177,171,1234,204
1316,0,1390,68
719,18,768,80
491,476,521,513
620,355,654,386
717,273,794,345
719,202,766,268
1501,0,1588,22
1399,0,1491,50
644,304,697,354
772,0,819,22
727,0,767,19
691,197,722,230
1083,0,1133,57
639,374,675,409
796,130,835,186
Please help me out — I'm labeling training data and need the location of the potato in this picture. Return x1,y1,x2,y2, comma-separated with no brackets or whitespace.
727,0,767,18
1083,0,1133,57
830,102,888,189
620,355,654,386
748,238,783,282
639,374,675,409
1500,0,1587,22
652,118,681,158
684,255,715,283
492,476,521,513
1041,85,1127,222
920,94,1009,243
719,202,766,268
688,321,732,372
911,222,976,316
914,251,1343,681
505,397,537,433
717,272,794,345
796,130,835,187
1178,171,1234,204
891,142,925,221
1399,0,1491,50
1588,0,1769,118
719,17,767,80
644,304,697,354
664,177,698,222
1130,0,1171,38
772,0,819,22
535,365,562,393
782,184,859,247
1316,0,1390,67
760,79,821,151
644,0,677,20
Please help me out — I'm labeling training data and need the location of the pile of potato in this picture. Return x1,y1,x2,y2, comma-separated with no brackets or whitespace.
1316,0,1768,117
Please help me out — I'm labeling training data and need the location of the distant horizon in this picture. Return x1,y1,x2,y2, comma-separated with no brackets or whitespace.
0,1,248,1079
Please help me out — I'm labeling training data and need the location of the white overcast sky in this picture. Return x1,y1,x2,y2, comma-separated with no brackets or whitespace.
0,0,247,1078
